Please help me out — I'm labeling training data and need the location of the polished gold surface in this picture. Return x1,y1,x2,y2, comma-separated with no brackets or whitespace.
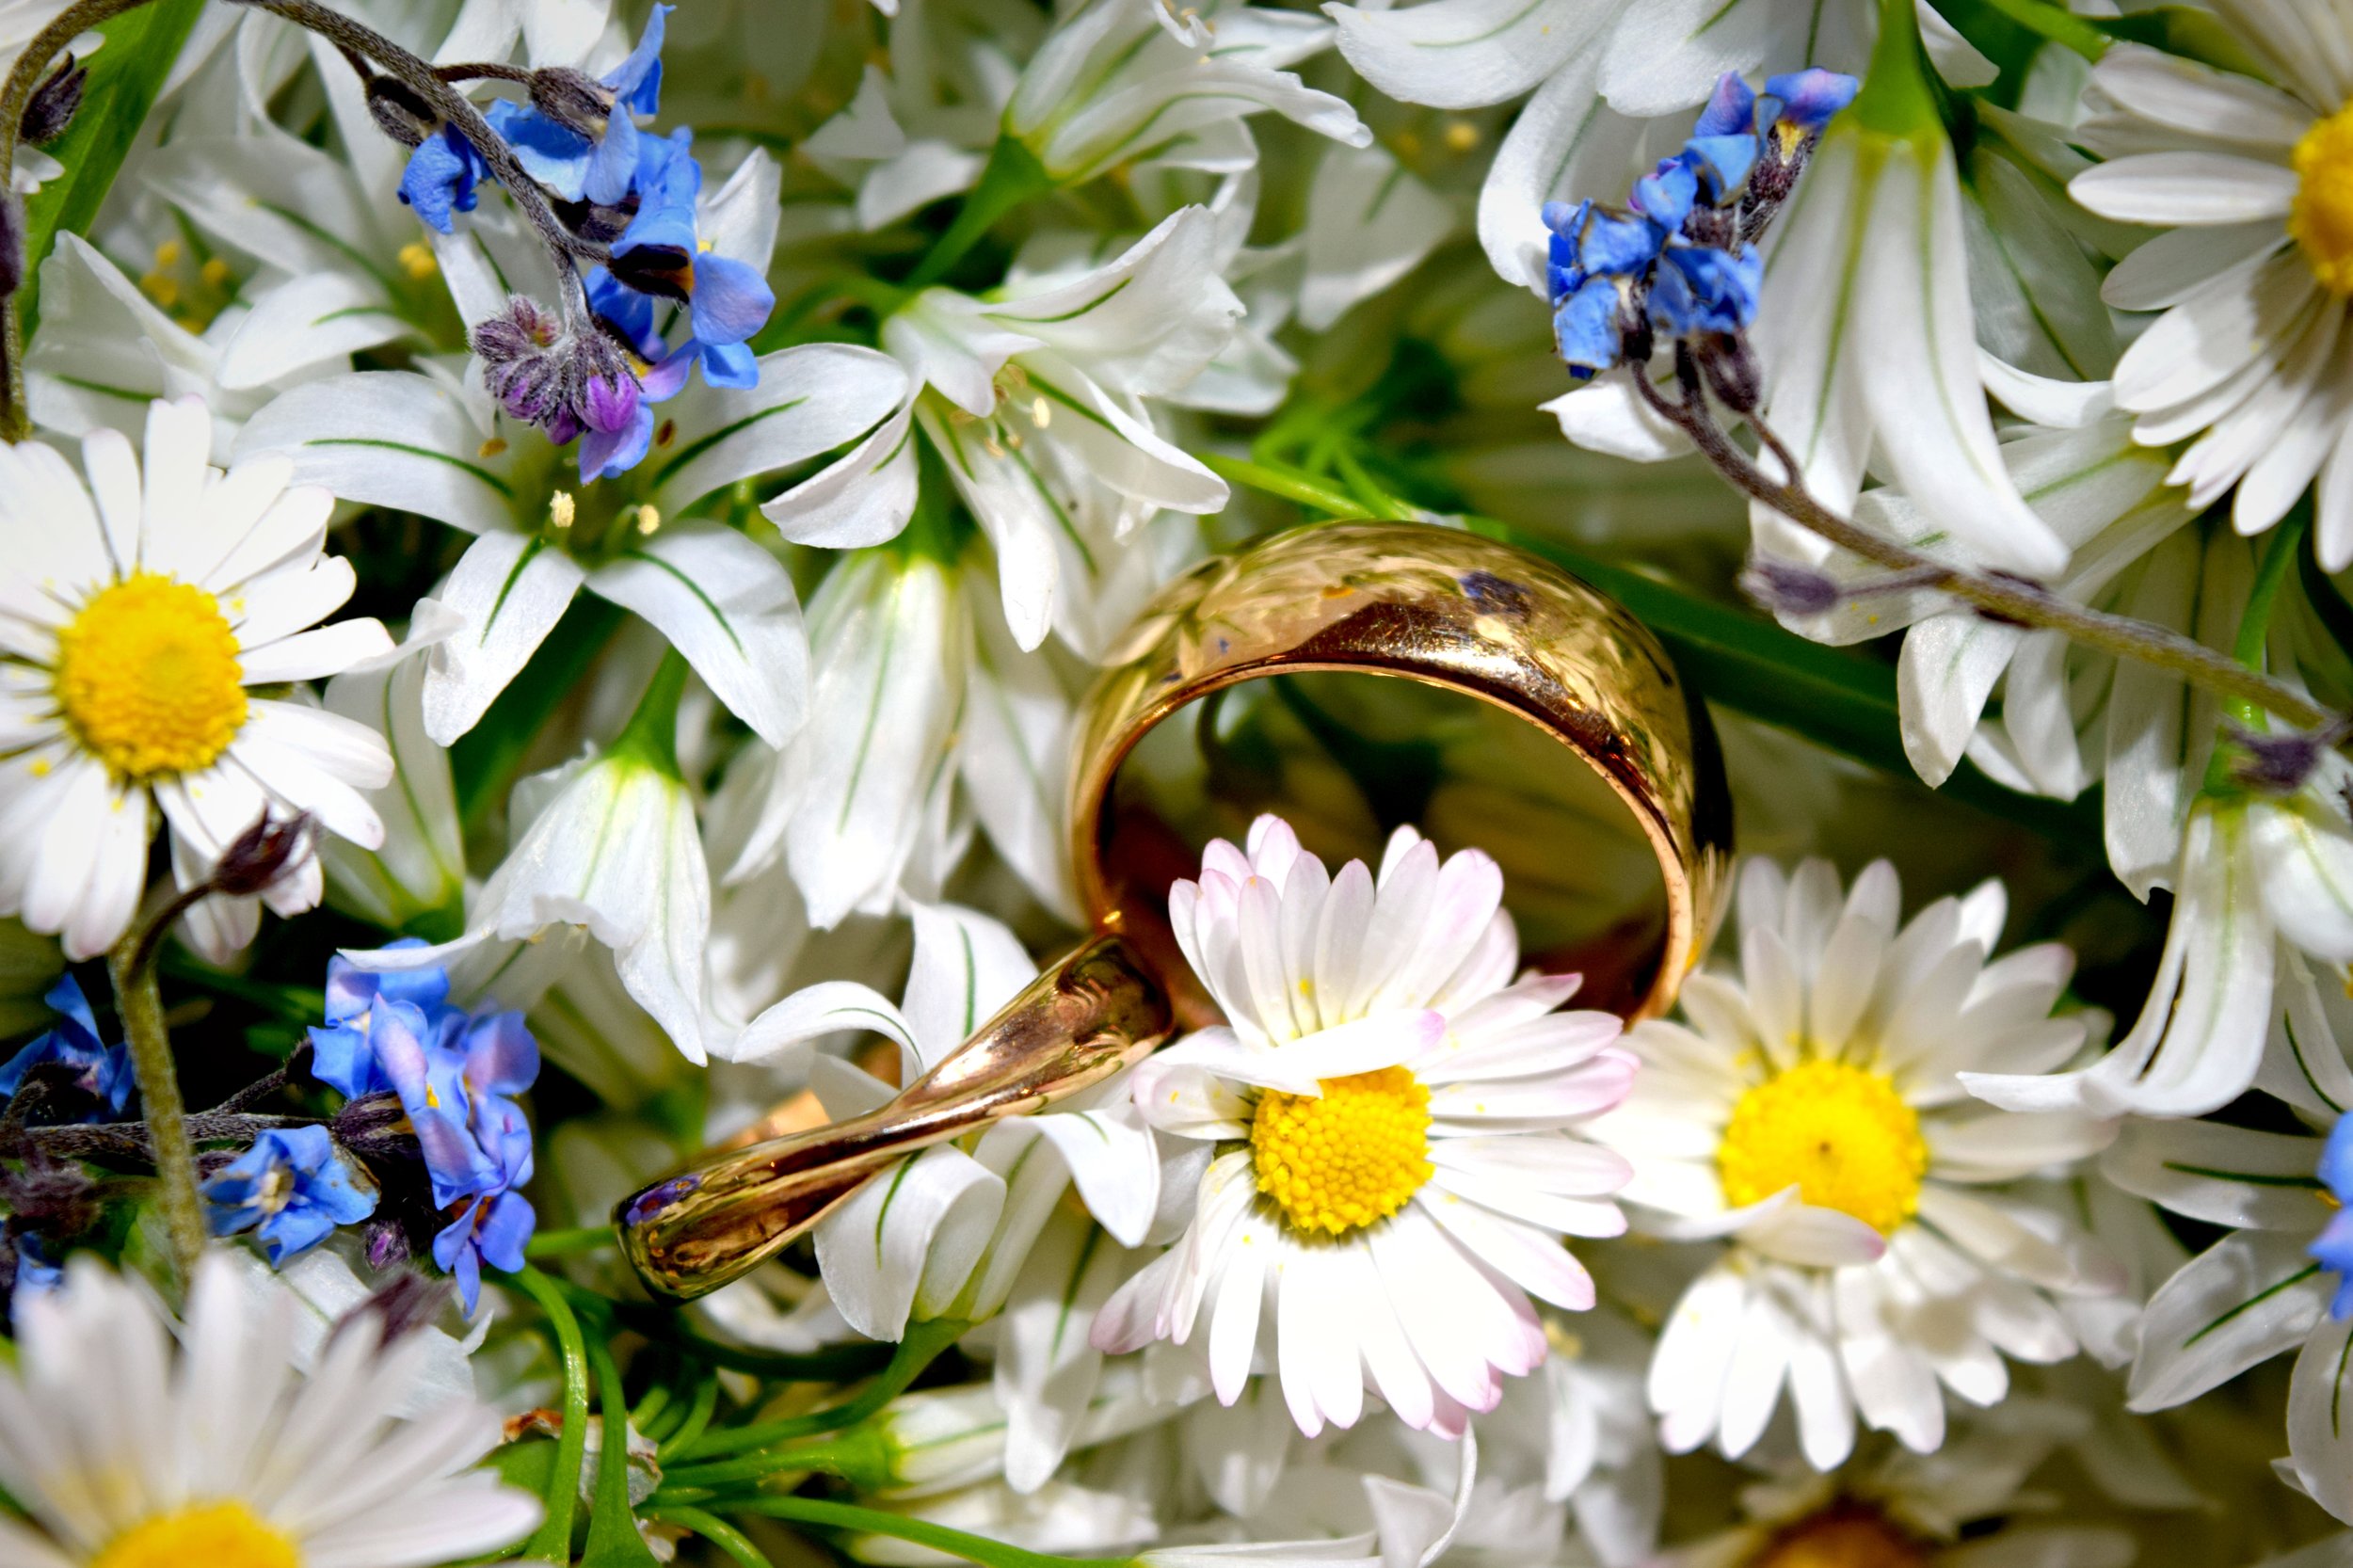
616,521,1733,1302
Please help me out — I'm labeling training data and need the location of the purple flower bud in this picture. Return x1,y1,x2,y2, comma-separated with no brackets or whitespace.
2229,717,2353,794
581,372,638,434
1739,557,1843,617
211,811,317,897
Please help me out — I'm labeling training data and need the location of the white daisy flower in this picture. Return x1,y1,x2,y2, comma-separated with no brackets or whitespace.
1092,815,1638,1441
1591,857,2123,1468
2069,12,2353,566
2103,950,2353,1528
0,1250,540,1567
0,394,395,964
1653,1400,2131,1568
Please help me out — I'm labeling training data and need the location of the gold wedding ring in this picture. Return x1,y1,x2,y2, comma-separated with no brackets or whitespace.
616,523,1733,1301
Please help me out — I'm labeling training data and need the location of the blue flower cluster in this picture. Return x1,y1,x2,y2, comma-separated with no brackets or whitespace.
0,977,130,1122
206,1126,378,1266
1545,70,1856,380
310,945,540,1312
2313,1114,2353,1317
396,6,774,482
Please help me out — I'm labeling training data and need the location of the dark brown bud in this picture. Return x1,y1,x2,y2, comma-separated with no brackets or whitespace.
365,74,439,149
210,811,318,897
528,67,612,140
20,58,86,146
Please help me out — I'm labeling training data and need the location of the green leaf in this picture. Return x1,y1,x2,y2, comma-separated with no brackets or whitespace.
1465,520,2106,844
16,0,206,340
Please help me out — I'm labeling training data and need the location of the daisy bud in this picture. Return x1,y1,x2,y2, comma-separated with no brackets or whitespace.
365,74,439,150
210,811,318,897
18,58,85,146
528,66,613,140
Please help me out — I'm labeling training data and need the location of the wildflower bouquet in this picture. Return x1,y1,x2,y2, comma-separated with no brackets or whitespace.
2,0,2351,1565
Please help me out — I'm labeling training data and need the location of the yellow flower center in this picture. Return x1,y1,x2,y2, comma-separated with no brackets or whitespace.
397,240,440,280
2292,102,2353,294
1717,1059,1927,1238
1250,1065,1433,1237
91,1502,300,1568
1747,1505,1926,1568
54,572,248,782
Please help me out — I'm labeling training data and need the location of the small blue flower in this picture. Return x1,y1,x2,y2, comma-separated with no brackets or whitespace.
398,125,491,235
204,1126,380,1267
0,976,132,1122
1681,135,1760,202
1553,276,1625,377
310,943,451,1100
492,6,671,205
2315,1116,2353,1318
435,1186,536,1316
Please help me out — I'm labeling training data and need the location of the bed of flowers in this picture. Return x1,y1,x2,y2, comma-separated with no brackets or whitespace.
3,0,2353,1565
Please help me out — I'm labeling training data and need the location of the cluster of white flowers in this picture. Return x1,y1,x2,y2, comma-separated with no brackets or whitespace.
8,0,2353,1566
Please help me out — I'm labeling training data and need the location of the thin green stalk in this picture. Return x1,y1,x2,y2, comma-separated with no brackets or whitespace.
510,1267,594,1560
681,1314,967,1460
656,1368,722,1463
904,136,1054,290
105,926,203,1279
1198,454,1366,520
610,649,691,775
526,1224,620,1259
709,1496,1132,1568
1935,0,2109,59
584,1329,660,1565
642,1506,777,1568
2230,509,2311,731
656,1425,890,1493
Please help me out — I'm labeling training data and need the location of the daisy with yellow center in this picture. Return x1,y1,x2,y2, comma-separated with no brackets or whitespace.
2069,13,2353,567
1094,814,1638,1441
0,1251,539,1568
0,395,395,963
1589,857,2124,1471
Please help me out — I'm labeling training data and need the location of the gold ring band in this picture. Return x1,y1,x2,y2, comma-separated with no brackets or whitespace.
616,522,1733,1301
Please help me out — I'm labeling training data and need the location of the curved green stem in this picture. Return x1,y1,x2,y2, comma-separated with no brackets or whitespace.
510,1267,594,1560
642,1506,776,1568
1198,454,1365,520
703,1496,1132,1568
680,1314,967,1461
904,136,1053,290
526,1224,619,1259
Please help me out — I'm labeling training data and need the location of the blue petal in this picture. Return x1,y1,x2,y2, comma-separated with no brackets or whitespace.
699,340,760,390
324,945,448,1023
309,1022,384,1100
1631,161,1698,232
2319,1114,2353,1202
1540,199,1587,237
1682,135,1759,201
689,255,775,347
605,2,671,110
1577,209,1661,277
578,402,655,481
639,345,697,401
473,1190,536,1274
1553,277,1624,374
1763,69,1859,133
259,1205,336,1267
396,129,483,234
43,975,98,1041
488,99,593,202
584,113,641,208
1692,72,1756,138
464,1010,540,1098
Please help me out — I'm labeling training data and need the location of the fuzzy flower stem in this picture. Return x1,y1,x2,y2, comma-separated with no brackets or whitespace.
223,0,604,326
1627,365,2337,730
20,1109,320,1164
105,923,206,1280
0,0,163,440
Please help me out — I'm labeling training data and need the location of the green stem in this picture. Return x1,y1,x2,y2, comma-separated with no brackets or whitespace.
1198,454,1365,520
511,1267,594,1560
105,926,204,1280
1330,446,1417,521
1934,0,2108,59
680,1314,967,1460
904,136,1054,290
1851,0,1944,137
2232,509,2311,727
584,1329,659,1565
656,1368,721,1464
526,1224,619,1259
704,1496,1132,1568
609,649,690,776
656,1426,890,1494
0,0,161,440
641,1507,777,1568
